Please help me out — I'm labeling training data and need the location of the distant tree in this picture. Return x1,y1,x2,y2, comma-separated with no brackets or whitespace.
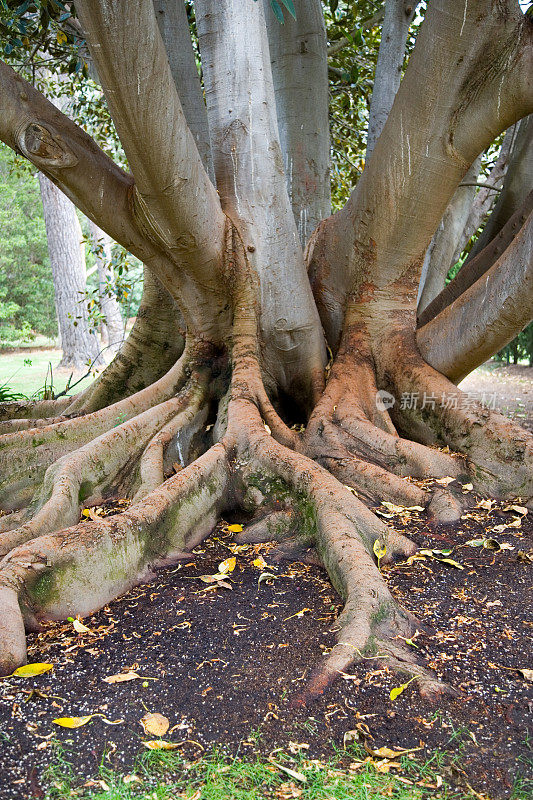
0,145,55,343
38,171,100,368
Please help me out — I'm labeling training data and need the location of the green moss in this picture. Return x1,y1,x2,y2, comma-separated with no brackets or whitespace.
29,569,63,607
78,481,93,503
248,470,318,539
360,635,378,657
32,437,45,448
371,602,389,626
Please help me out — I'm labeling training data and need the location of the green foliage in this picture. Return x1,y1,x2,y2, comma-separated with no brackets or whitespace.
0,142,56,343
0,0,85,74
497,323,533,367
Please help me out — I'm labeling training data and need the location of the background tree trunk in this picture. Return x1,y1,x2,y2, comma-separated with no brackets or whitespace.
38,173,100,370
88,220,124,357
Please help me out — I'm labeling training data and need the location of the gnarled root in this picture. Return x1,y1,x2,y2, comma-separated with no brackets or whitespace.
222,386,441,706
0,442,230,674
0,340,210,511
0,371,210,557
302,332,464,520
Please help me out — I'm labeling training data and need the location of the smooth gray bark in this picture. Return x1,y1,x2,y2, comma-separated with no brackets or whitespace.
418,210,533,384
38,173,100,370
88,220,124,356
76,0,230,344
450,125,515,264
265,0,331,243
196,0,326,396
365,0,417,161
466,115,533,262
417,158,481,312
152,0,214,181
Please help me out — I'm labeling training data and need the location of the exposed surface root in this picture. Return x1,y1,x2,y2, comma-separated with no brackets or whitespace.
0,309,530,711
0,396,73,423
302,350,463,517
0,442,230,673
0,372,209,557
0,341,208,511
379,331,533,499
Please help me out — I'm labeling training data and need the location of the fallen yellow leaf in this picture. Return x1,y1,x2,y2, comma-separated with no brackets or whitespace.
142,740,181,750
53,715,93,728
226,524,243,533
390,675,417,701
253,556,267,569
103,671,157,684
218,557,236,574
73,619,92,635
10,663,53,678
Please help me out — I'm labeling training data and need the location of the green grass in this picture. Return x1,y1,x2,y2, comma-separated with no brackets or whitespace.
41,740,490,800
0,348,97,398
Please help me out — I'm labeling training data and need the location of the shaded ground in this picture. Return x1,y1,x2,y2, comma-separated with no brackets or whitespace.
459,363,533,432
0,491,531,800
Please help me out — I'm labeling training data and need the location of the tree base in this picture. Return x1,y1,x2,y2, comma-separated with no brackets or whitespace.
0,331,531,705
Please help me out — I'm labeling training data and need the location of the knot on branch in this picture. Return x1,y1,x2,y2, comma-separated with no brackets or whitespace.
17,122,78,169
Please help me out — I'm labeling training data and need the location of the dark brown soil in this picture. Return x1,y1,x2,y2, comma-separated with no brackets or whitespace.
0,490,531,800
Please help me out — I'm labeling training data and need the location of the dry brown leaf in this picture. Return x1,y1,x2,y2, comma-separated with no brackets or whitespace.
72,619,92,635
103,670,157,684
140,712,169,737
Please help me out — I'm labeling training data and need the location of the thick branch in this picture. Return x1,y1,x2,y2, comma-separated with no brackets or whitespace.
365,0,418,160
152,0,213,180
265,0,331,242
418,189,533,328
465,115,533,262
0,60,222,339
76,0,228,336
417,209,533,384
309,1,533,349
450,126,515,263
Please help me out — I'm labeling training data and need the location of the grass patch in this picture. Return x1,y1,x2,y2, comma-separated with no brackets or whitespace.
41,740,491,800
0,348,97,397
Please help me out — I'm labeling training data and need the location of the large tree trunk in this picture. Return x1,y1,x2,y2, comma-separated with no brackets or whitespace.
0,0,531,711
38,173,100,370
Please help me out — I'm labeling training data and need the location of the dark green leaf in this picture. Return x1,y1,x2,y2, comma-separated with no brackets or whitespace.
278,0,296,19
270,0,284,24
